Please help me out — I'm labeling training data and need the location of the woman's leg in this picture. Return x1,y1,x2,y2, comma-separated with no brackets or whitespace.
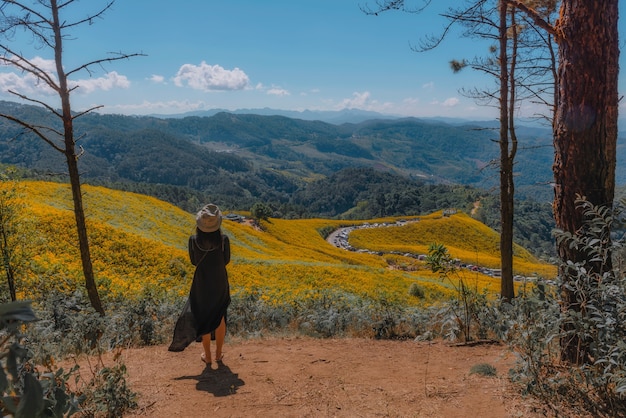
201,334,212,364
215,317,226,360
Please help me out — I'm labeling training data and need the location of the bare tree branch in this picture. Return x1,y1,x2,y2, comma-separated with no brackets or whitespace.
504,0,557,37
65,52,146,78
72,104,104,120
0,112,64,152
57,1,114,31
418,0,492,52
6,89,62,118
360,0,432,15
0,0,54,48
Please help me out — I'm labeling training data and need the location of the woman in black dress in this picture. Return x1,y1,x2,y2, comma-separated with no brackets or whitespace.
188,203,231,365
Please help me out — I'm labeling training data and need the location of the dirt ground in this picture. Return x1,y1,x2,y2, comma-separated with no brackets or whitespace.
118,336,553,418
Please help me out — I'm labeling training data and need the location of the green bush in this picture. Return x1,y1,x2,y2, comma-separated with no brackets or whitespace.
504,199,626,417
80,359,137,418
426,243,494,342
25,291,140,417
469,363,497,377
0,300,83,417
408,282,425,298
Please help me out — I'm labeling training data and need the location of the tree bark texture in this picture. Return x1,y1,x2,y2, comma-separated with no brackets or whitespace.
553,0,619,363
0,229,16,301
499,0,515,301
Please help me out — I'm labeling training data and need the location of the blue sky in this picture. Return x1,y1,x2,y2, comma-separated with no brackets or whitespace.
0,0,624,120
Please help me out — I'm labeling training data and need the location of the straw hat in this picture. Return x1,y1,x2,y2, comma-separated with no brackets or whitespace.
196,204,222,232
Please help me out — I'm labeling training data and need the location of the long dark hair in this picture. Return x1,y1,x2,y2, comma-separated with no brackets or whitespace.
195,227,222,250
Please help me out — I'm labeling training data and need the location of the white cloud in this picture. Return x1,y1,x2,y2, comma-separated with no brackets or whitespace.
173,61,250,91
0,71,48,95
429,97,460,108
338,91,373,109
0,56,130,95
422,82,435,90
332,91,396,114
299,88,319,97
0,56,57,95
95,99,208,115
267,87,290,96
71,71,130,94
149,74,165,83
442,97,459,107
23,56,57,73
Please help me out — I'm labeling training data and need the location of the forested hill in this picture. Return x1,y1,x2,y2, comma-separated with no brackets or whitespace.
0,100,566,203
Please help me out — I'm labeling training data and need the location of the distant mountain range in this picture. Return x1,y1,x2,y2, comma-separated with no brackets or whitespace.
148,107,515,127
149,107,401,125
151,106,626,135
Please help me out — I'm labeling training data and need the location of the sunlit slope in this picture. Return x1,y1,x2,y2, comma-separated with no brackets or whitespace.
16,181,442,304
18,181,195,298
20,181,194,250
348,211,557,278
13,181,554,306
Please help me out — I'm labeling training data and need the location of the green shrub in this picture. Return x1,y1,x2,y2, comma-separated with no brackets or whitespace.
426,242,495,342
408,282,425,298
0,300,84,417
504,199,626,418
80,359,137,418
26,291,139,417
469,363,497,377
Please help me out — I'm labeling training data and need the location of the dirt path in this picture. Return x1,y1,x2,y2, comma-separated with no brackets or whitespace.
119,337,548,417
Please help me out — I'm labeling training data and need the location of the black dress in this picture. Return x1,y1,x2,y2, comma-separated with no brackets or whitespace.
168,233,230,352
188,233,231,336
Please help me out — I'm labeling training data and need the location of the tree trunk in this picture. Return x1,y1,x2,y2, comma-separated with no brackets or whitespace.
0,192,17,301
53,0,104,316
553,0,618,364
0,232,16,301
499,0,515,301
65,153,104,315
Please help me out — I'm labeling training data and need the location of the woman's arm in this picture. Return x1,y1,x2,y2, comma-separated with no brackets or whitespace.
222,235,231,265
188,236,199,266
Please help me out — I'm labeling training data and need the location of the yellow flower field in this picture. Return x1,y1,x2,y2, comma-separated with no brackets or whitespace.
6,181,556,306
348,211,557,278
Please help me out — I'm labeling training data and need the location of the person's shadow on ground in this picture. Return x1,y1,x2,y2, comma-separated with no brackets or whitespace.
174,362,245,396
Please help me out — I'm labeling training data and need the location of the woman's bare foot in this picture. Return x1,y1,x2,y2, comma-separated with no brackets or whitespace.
201,352,211,365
